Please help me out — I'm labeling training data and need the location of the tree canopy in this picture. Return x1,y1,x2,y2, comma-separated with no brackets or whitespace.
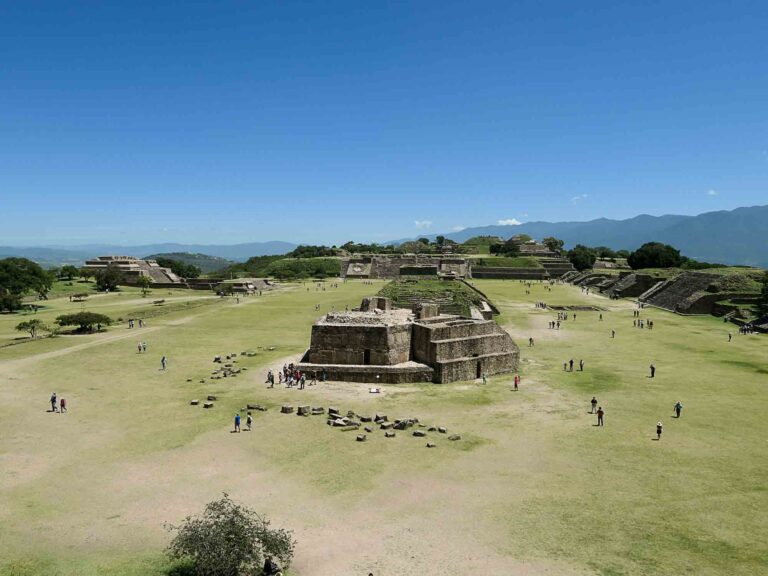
567,244,598,271
0,257,52,311
627,242,684,270
56,312,112,333
166,493,296,576
542,237,565,253
94,264,123,292
154,257,202,279
16,319,49,339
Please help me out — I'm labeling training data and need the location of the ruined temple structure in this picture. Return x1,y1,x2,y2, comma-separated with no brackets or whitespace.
341,255,469,279
297,297,519,384
82,256,183,285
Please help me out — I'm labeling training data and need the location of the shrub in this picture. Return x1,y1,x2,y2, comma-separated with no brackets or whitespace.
166,493,296,576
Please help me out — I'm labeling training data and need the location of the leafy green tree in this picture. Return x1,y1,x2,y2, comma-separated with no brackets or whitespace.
166,493,296,576
79,268,92,282
286,245,337,259
616,250,630,259
94,264,123,292
56,312,113,333
60,265,80,280
627,242,684,270
491,237,522,256
542,237,565,253
435,235,446,246
594,246,617,259
136,275,152,296
0,257,52,311
16,319,49,339
568,244,598,271
155,257,202,279
417,237,431,245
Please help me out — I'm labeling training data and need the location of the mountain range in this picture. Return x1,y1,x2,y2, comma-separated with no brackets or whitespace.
392,205,768,268
1,205,767,269
0,242,297,269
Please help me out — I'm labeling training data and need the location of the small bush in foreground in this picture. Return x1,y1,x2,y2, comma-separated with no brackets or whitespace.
166,493,296,576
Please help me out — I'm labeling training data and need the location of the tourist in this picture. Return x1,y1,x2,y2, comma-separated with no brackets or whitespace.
161,355,167,370
60,397,67,413
579,359,584,371
528,337,534,347
674,401,683,418
563,362,567,371
569,358,574,372
138,319,143,328
597,406,604,426
234,413,241,433
142,342,147,352
649,364,656,378
50,392,57,412
513,374,519,390
611,329,616,338
656,421,663,440
262,556,282,576
482,372,487,385
138,342,142,353
599,313,603,321
246,412,253,431
728,332,732,342
590,396,597,413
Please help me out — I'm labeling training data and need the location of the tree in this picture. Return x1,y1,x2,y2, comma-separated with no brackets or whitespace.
568,244,597,271
627,242,684,270
94,264,123,292
435,235,446,247
16,319,49,339
0,257,52,311
542,237,564,253
155,257,202,279
136,275,152,296
60,265,80,280
594,246,617,259
56,312,112,333
417,237,430,245
166,493,296,576
79,268,92,282
491,237,522,256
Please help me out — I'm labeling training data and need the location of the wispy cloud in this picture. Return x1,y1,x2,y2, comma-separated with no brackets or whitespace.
706,189,718,196
451,225,465,232
414,220,433,230
497,218,521,226
571,194,588,204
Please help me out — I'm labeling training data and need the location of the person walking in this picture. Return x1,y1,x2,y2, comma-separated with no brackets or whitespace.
234,413,241,433
597,406,604,426
246,412,253,431
50,392,57,412
60,397,67,413
728,332,732,342
513,374,520,391
611,329,616,338
674,401,683,418
656,421,663,440
161,355,167,370
482,372,487,385
142,342,147,353
579,359,584,372
649,364,656,378
569,358,574,372
590,396,597,413
138,342,142,353
528,337,534,347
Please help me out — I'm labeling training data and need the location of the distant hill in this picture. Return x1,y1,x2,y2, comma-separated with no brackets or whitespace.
0,241,297,267
393,205,768,268
144,252,234,274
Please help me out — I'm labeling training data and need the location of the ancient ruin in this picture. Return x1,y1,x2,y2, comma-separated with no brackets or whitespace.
297,296,519,383
83,256,183,285
341,255,469,279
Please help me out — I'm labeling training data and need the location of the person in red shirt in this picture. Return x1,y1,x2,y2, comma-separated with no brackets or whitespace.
597,407,604,426
513,374,520,391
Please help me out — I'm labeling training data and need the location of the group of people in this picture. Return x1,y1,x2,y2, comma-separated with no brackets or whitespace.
590,396,682,439
633,318,654,329
49,392,67,413
136,341,148,353
564,358,585,372
127,318,144,329
266,364,323,390
232,411,254,432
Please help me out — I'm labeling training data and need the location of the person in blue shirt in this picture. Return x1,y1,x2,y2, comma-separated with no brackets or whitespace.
234,413,241,433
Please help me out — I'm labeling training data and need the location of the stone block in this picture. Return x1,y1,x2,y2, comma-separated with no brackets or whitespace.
190,399,199,405
297,405,310,416
448,434,461,441
281,405,294,414
356,434,367,442
426,442,436,448
438,427,447,434
380,422,393,430
203,402,214,409
384,431,396,438
413,430,427,437
360,415,372,422
207,395,217,401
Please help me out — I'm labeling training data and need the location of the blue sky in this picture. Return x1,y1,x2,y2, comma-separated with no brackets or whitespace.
1,1,767,246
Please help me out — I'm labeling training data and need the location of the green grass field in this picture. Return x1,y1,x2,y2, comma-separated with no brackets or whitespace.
0,279,766,576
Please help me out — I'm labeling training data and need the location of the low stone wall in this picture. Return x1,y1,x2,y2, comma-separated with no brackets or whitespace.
433,351,517,382
295,359,434,384
471,267,548,280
